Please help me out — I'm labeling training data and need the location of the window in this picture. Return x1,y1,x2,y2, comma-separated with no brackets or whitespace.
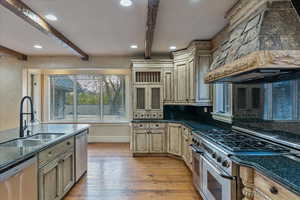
49,75,127,122
215,83,230,114
264,79,300,121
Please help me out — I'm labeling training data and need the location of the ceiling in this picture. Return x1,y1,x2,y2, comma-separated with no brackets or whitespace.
0,0,237,56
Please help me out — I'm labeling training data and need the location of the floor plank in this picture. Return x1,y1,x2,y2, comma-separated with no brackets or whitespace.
64,143,202,200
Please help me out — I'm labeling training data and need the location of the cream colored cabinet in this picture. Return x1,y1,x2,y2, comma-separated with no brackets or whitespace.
38,137,75,200
149,129,165,153
167,123,182,156
163,68,174,103
172,41,212,105
133,129,149,153
132,123,166,154
182,126,192,170
39,158,61,200
133,85,163,119
75,131,88,182
240,166,300,200
60,150,75,196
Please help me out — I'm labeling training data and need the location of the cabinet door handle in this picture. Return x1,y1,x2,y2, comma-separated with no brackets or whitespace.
67,141,71,145
270,186,278,195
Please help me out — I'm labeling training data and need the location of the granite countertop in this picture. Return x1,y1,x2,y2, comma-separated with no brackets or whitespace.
132,119,300,196
0,124,90,171
231,155,300,196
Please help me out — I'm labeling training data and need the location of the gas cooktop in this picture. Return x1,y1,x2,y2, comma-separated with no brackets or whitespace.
199,129,290,154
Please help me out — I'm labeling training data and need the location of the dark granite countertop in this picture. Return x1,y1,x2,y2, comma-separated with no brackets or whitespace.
231,155,300,196
0,124,90,171
132,119,300,196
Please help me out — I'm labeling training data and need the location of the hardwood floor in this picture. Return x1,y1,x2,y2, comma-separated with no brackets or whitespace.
64,143,202,200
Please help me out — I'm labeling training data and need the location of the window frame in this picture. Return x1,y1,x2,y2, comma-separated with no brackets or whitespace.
44,71,130,124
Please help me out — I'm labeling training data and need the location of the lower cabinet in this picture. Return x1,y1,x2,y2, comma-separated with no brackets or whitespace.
60,150,75,196
181,126,192,170
133,127,166,154
167,123,182,156
39,158,61,200
39,138,75,200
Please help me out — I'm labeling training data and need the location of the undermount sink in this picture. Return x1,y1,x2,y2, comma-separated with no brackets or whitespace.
2,139,44,147
29,133,64,141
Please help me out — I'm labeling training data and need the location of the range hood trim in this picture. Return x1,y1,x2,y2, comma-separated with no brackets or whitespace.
205,50,300,83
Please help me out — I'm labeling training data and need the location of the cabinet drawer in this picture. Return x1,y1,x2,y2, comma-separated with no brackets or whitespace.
133,123,149,129
39,137,74,167
149,123,166,129
254,172,300,200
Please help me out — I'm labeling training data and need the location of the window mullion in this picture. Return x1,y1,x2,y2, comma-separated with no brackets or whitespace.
100,78,104,121
73,78,78,122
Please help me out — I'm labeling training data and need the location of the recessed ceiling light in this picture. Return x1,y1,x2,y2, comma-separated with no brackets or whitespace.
34,45,43,49
45,14,58,21
120,0,132,7
169,46,177,50
130,45,138,49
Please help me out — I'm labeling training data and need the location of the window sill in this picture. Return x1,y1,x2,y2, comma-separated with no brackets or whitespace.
43,121,130,125
211,112,233,124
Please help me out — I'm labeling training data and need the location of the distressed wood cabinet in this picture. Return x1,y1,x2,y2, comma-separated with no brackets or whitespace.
38,137,75,200
163,68,174,103
182,125,192,170
39,158,61,200
132,123,166,154
167,123,182,156
132,59,173,120
240,166,300,200
172,41,212,105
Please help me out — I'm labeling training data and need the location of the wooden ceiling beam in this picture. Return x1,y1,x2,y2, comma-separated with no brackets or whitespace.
0,45,27,60
145,0,160,59
0,0,89,60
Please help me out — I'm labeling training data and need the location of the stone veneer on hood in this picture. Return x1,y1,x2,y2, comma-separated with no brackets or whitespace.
205,0,300,83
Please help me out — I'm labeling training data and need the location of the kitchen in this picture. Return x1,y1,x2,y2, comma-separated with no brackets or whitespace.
0,0,300,200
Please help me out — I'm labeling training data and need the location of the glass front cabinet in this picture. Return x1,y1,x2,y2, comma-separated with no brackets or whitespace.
133,85,163,119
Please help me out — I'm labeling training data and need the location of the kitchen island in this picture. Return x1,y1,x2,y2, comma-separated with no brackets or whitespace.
0,124,89,200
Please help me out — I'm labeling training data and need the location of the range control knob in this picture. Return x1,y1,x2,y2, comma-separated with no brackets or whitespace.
212,153,217,159
196,142,200,146
222,160,230,168
217,157,222,163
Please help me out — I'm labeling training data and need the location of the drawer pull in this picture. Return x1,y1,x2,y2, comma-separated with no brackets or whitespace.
67,141,71,145
270,186,278,195
48,151,52,157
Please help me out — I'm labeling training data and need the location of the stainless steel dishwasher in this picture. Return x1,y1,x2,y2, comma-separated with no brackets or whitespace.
75,130,88,182
0,157,38,200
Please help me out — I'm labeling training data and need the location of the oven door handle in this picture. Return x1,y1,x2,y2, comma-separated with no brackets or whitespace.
202,156,236,181
190,144,204,155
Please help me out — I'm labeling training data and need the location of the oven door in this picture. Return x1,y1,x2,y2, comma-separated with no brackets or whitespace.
202,156,236,200
191,145,203,193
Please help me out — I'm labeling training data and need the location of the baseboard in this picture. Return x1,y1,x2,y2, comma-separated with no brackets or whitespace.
88,136,130,143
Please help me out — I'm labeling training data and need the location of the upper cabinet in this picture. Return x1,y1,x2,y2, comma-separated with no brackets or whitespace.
172,41,213,106
132,60,173,119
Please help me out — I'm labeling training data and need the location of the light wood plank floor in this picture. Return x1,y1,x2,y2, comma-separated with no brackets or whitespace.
64,143,202,200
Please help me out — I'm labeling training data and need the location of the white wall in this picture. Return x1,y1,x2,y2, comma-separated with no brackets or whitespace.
0,56,25,131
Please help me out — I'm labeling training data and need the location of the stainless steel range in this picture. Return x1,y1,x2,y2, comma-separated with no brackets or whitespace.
191,128,294,200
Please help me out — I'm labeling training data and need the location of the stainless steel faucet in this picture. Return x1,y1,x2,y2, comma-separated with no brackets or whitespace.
20,96,35,138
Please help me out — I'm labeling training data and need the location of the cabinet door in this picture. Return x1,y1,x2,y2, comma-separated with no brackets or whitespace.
197,55,212,105
167,124,182,156
75,132,87,182
182,134,189,164
149,86,163,111
149,129,165,153
60,150,75,195
133,129,149,153
164,70,174,102
134,86,147,111
39,159,61,200
188,59,195,101
175,63,188,102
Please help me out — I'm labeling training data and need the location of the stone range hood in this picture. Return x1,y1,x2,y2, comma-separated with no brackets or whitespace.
205,0,300,84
